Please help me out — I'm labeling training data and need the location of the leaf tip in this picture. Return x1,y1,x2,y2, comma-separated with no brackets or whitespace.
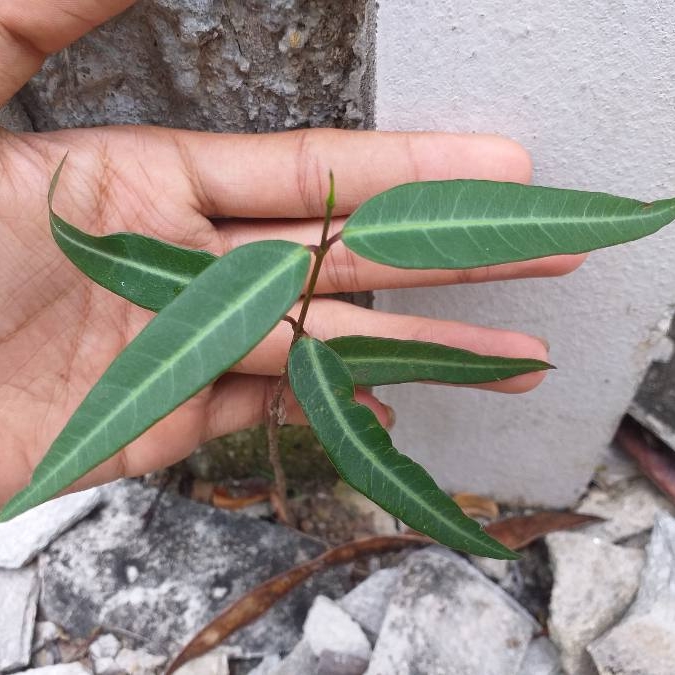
48,153,69,208
0,499,22,524
326,169,335,210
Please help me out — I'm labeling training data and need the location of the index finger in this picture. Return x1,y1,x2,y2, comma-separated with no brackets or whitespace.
165,128,533,218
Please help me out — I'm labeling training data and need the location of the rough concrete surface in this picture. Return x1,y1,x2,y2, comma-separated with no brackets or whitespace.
0,565,40,673
0,488,101,569
0,99,34,132
17,0,374,133
365,547,536,675
338,567,400,640
17,666,91,675
303,595,371,662
576,478,675,542
546,532,644,675
517,637,561,675
375,1,675,506
588,512,675,675
39,481,349,657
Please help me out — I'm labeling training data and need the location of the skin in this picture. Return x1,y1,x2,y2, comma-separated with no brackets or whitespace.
0,0,584,507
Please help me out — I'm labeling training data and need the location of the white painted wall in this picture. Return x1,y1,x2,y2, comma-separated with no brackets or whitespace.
374,1,675,506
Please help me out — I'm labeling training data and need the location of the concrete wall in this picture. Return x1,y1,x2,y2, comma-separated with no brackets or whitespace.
17,0,374,132
375,1,675,506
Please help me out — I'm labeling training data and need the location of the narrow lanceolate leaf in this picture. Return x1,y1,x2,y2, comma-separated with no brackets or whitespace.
288,337,517,559
326,336,552,386
0,241,311,522
50,158,216,311
341,180,675,269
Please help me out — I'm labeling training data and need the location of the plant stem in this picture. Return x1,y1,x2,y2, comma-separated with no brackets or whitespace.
291,170,336,345
266,171,336,527
267,374,293,526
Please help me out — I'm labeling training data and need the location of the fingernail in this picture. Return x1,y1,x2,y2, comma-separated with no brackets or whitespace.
383,404,397,429
535,336,550,351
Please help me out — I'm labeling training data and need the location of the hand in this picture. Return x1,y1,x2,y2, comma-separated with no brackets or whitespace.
0,1,582,506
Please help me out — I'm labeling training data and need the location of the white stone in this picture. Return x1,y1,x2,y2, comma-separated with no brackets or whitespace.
304,596,372,662
173,651,229,675
546,532,644,675
338,568,400,639
518,637,562,675
17,666,91,674
576,479,675,542
332,483,398,536
273,640,316,675
32,622,62,651
469,555,511,582
592,442,641,489
89,634,121,660
0,488,101,568
91,657,117,675
113,648,166,674
246,654,281,675
588,512,675,675
0,564,40,673
317,650,370,674
375,0,675,508
366,548,536,675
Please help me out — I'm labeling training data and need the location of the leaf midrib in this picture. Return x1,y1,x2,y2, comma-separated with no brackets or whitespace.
33,249,304,487
345,207,668,237
339,353,531,371
51,214,206,286
306,340,489,548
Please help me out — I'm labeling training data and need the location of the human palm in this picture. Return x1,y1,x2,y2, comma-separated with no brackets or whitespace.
0,2,581,506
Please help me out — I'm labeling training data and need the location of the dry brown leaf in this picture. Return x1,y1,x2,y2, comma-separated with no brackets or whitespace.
212,485,271,510
616,416,675,503
485,511,602,550
190,479,215,504
164,534,429,674
452,492,500,520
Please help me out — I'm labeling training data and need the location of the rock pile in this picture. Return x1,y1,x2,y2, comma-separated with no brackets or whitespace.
2,477,673,674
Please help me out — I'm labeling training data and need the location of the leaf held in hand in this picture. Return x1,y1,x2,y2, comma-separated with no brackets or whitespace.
0,240,311,522
341,180,675,269
288,336,517,559
49,157,216,311
326,336,552,386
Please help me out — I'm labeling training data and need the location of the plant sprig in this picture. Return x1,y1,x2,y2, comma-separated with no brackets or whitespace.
3,158,674,559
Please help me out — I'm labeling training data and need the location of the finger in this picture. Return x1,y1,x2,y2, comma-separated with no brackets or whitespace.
202,374,394,444
163,126,579,290
0,0,136,106
36,125,582,293
232,299,552,394
167,127,532,218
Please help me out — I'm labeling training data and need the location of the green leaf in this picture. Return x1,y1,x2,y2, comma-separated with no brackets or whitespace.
0,240,310,522
326,335,552,386
288,337,517,559
341,180,675,269
50,157,216,312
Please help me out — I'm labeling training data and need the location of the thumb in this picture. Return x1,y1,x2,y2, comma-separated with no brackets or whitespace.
0,0,136,107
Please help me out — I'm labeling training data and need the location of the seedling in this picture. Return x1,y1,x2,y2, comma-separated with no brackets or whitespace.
2,157,673,560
